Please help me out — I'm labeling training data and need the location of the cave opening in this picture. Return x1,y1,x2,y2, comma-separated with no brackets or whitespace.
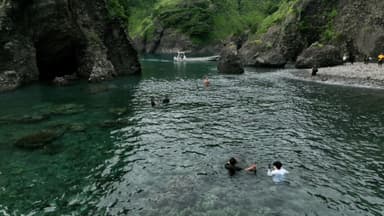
35,32,84,81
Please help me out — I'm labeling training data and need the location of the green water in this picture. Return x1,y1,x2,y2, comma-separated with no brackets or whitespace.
0,57,384,215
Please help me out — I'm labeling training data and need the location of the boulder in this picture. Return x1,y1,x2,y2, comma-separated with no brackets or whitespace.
240,44,287,68
296,44,343,68
53,76,69,86
0,70,22,92
253,50,287,68
217,43,244,74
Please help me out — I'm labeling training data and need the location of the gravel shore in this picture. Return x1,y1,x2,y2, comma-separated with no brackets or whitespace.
289,63,384,88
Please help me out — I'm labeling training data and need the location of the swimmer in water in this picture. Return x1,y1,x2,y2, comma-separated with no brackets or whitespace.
162,95,170,104
267,161,289,183
225,158,257,176
151,96,156,107
203,76,210,87
225,157,242,176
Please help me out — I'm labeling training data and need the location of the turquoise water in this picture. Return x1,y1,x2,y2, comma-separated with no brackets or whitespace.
0,57,384,215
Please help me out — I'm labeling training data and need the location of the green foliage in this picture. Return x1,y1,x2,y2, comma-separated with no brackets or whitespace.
321,27,335,42
320,8,338,42
120,0,341,47
257,0,298,35
125,0,294,45
106,0,130,24
156,0,213,37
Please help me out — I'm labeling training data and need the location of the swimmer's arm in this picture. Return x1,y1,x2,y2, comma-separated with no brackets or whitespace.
224,164,242,171
267,169,275,176
244,164,257,172
234,166,242,171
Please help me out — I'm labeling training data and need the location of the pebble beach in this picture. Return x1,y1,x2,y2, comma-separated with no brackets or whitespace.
290,63,384,89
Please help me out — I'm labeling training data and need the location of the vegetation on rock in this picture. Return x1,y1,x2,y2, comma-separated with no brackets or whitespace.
108,0,384,64
108,0,296,44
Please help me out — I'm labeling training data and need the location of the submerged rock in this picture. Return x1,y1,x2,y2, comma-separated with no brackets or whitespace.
14,129,63,150
109,107,128,116
67,123,87,133
217,43,244,74
0,114,49,124
15,114,50,123
86,84,110,95
50,104,85,115
100,118,130,128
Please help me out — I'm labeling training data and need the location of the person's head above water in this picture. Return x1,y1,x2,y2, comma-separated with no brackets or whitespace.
229,157,237,165
273,161,283,170
203,76,210,85
162,95,170,104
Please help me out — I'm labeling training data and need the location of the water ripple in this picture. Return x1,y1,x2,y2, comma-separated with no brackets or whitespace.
1,63,384,215
88,69,384,215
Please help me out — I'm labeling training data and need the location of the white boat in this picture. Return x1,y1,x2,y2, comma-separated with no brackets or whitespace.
173,51,220,62
173,51,187,62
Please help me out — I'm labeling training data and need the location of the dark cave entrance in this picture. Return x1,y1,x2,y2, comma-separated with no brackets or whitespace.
35,32,84,81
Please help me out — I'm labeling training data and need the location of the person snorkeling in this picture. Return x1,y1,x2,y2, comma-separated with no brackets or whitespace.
162,95,170,104
225,157,257,176
225,157,241,176
151,96,156,107
267,161,289,183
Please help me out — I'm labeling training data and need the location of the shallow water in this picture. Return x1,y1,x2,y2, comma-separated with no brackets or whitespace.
0,58,384,215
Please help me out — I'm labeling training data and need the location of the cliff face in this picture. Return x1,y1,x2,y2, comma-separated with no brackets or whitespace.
239,0,384,68
127,0,284,55
335,0,384,56
0,0,140,91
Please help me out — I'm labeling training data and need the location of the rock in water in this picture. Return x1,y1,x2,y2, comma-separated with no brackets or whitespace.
217,43,244,74
14,130,62,150
0,0,141,92
109,107,128,116
50,104,85,115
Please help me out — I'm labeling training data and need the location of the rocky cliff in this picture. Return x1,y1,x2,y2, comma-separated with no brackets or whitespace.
239,0,384,68
126,0,383,68
0,0,140,91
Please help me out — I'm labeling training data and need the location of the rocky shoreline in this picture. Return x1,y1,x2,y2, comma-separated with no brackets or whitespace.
289,63,384,89
0,0,141,92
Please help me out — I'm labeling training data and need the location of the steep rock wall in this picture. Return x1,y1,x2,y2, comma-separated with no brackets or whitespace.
239,0,384,68
0,0,141,91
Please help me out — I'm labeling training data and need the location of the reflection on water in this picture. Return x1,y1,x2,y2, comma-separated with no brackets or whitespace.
0,59,383,215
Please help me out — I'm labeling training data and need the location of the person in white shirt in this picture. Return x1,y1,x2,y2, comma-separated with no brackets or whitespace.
267,161,288,183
